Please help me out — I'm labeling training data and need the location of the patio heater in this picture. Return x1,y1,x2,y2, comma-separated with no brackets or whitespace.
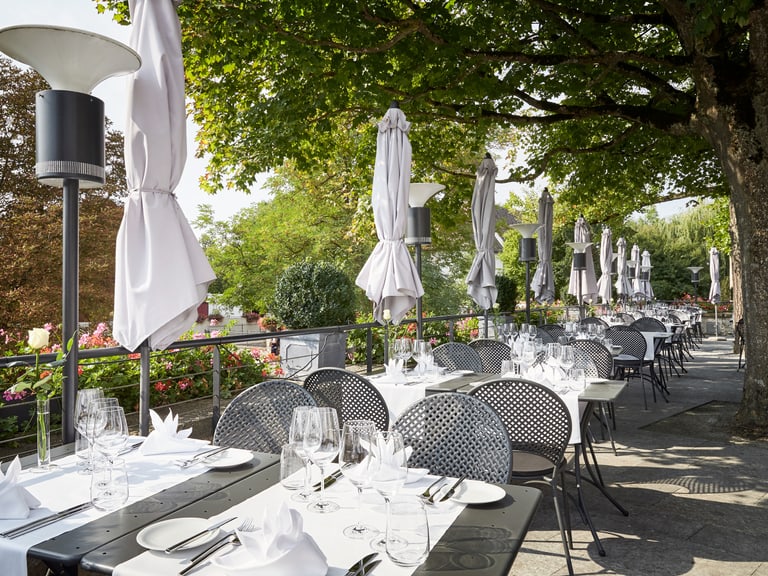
511,223,541,325
567,242,593,321
687,266,703,302
626,259,637,307
640,265,653,304
0,25,140,443
406,182,445,340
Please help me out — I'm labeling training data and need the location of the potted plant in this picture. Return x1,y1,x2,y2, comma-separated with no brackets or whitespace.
272,261,356,375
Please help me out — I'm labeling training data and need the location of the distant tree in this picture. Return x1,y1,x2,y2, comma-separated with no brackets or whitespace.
0,57,126,335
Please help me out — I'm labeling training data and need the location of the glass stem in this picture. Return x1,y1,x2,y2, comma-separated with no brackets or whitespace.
302,458,312,497
317,464,327,504
354,485,364,528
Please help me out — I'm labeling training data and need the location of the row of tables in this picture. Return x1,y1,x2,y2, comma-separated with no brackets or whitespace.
3,417,542,575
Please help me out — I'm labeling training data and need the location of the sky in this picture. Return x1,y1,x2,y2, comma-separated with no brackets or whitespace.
1,0,687,227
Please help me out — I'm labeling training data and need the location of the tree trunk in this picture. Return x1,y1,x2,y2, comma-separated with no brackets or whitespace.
692,7,768,434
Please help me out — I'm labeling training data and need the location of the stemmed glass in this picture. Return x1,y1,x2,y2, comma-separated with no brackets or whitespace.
369,430,408,551
560,345,575,380
520,340,538,375
339,420,378,538
307,407,341,513
289,406,320,503
393,338,413,372
74,388,104,474
412,340,433,377
93,405,129,463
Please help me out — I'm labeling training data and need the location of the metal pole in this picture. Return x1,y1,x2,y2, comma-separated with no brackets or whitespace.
61,178,79,444
415,243,423,340
525,260,531,325
139,342,150,436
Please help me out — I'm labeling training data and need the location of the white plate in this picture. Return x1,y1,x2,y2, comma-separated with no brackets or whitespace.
137,517,220,551
451,480,506,505
406,468,430,484
202,448,254,469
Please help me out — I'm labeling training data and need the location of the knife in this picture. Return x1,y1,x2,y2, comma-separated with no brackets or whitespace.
176,446,229,468
344,552,379,576
164,516,237,553
312,469,343,491
360,559,381,575
179,532,239,575
0,501,93,539
439,474,467,502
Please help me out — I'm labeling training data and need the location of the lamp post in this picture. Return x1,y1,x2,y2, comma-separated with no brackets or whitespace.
0,25,140,443
640,265,653,305
511,223,540,325
406,182,445,340
567,242,593,321
687,266,703,302
626,259,637,306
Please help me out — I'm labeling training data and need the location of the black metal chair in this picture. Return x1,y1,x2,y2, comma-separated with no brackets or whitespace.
303,367,390,431
431,342,483,373
581,316,608,327
468,378,575,575
393,392,512,483
539,324,566,342
468,339,512,373
571,339,617,454
213,379,316,454
606,327,662,410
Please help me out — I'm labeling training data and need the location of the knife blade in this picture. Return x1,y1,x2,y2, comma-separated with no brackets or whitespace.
176,446,229,468
164,516,237,553
0,501,93,539
344,552,379,576
439,474,467,502
361,559,382,575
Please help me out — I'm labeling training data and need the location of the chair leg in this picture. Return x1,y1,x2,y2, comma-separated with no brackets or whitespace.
552,476,575,575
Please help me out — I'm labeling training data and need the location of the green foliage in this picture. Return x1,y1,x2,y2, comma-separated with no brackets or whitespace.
272,261,357,329
495,275,518,314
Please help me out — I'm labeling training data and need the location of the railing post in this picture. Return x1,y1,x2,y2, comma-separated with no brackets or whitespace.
212,345,221,430
366,327,373,374
139,341,150,436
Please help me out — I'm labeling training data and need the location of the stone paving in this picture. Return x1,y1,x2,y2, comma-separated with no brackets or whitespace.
509,338,768,576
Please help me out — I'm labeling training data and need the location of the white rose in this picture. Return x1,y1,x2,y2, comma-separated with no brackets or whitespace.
383,309,392,322
27,328,49,350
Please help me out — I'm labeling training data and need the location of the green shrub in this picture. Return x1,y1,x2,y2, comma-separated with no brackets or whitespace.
272,261,356,329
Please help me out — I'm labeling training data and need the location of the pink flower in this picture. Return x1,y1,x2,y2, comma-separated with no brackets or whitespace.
210,330,221,338
44,323,55,332
192,333,206,340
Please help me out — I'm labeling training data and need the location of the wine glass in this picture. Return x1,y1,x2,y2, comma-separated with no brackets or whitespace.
74,388,104,474
393,338,413,371
307,407,341,513
520,340,538,376
560,345,575,379
528,324,538,341
339,420,378,538
288,406,320,503
93,405,129,463
369,430,408,551
412,340,432,377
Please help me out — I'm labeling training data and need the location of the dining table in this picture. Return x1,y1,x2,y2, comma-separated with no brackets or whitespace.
370,367,629,558
5,439,541,576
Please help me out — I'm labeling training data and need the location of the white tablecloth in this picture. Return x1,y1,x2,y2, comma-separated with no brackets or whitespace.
369,370,461,421
0,441,212,576
114,470,467,576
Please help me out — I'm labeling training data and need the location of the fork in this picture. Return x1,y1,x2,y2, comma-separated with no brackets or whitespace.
178,517,256,575
175,446,228,468
420,475,446,500
426,474,466,504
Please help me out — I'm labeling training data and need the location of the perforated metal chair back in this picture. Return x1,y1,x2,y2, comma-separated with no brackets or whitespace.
631,316,666,332
539,324,566,342
581,316,608,327
468,339,512,373
394,393,512,483
468,378,571,475
213,379,316,454
606,327,647,362
431,342,483,373
571,339,614,379
618,312,636,325
303,368,390,431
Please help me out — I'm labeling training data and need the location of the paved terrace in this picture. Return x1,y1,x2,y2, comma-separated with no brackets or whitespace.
511,338,767,576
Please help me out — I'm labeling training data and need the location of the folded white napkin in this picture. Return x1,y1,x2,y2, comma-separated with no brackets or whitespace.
0,456,40,519
139,409,208,455
212,503,327,576
379,358,407,384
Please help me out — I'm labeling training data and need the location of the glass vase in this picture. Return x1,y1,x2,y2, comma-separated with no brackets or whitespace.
35,397,52,472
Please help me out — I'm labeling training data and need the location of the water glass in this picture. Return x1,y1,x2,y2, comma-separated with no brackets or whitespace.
370,431,408,552
340,420,378,539
289,406,320,503
386,496,430,567
500,359,515,375
569,368,587,392
307,407,341,514
279,444,304,490
75,388,104,474
91,457,129,511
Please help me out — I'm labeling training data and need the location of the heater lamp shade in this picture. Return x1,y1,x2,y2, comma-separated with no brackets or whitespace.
408,183,445,207
0,25,140,93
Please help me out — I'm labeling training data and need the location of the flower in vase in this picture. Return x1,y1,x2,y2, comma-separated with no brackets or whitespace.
3,328,67,402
